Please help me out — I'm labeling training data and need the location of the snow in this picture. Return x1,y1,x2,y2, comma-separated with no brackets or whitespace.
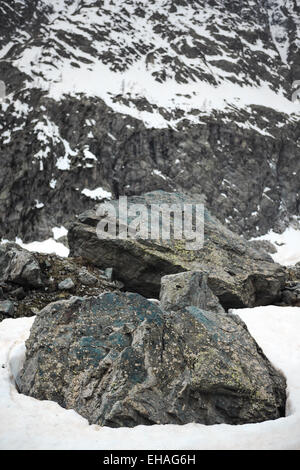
56,155,71,170
34,118,60,145
11,99,31,118
2,130,11,144
49,178,57,189
52,226,68,240
46,61,299,129
13,237,69,258
81,187,112,200
108,132,117,141
34,147,51,161
31,118,78,170
252,226,300,266
83,147,97,161
267,0,290,63
0,306,300,450
35,200,44,209
236,121,275,138
152,169,168,180
3,0,298,130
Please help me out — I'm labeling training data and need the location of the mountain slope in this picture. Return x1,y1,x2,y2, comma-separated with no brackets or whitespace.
0,0,299,242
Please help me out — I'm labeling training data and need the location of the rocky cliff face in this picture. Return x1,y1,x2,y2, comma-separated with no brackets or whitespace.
0,0,299,242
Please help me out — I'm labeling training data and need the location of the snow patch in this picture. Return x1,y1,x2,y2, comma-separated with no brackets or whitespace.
35,200,44,209
14,237,69,258
252,226,300,266
81,187,112,200
52,226,68,240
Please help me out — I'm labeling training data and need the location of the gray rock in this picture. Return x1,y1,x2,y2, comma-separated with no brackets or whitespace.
10,287,26,300
0,243,43,288
160,271,224,313
68,191,286,309
57,235,69,248
287,265,300,282
113,280,125,290
0,249,120,322
281,289,297,305
30,307,40,315
0,300,14,318
19,293,286,428
58,278,75,290
78,270,98,287
281,283,300,306
249,239,278,256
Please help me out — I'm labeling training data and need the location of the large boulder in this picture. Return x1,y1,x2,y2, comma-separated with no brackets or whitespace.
18,292,286,427
68,191,286,309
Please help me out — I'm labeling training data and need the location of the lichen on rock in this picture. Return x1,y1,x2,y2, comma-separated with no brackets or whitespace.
18,292,286,428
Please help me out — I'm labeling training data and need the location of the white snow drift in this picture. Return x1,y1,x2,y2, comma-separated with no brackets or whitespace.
253,226,300,266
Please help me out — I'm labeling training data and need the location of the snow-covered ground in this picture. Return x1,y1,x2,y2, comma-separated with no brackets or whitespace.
0,306,299,450
253,226,300,266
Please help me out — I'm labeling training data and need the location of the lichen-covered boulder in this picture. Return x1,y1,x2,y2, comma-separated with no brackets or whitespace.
160,271,224,313
18,292,286,427
68,191,286,309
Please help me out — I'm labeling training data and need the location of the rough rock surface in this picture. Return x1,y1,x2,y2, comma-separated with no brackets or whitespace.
78,270,98,287
287,263,300,282
160,271,225,313
58,278,75,291
281,287,300,306
249,239,278,255
18,292,286,427
280,266,300,306
0,300,14,317
0,243,122,321
68,191,286,309
0,243,43,288
280,282,300,306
